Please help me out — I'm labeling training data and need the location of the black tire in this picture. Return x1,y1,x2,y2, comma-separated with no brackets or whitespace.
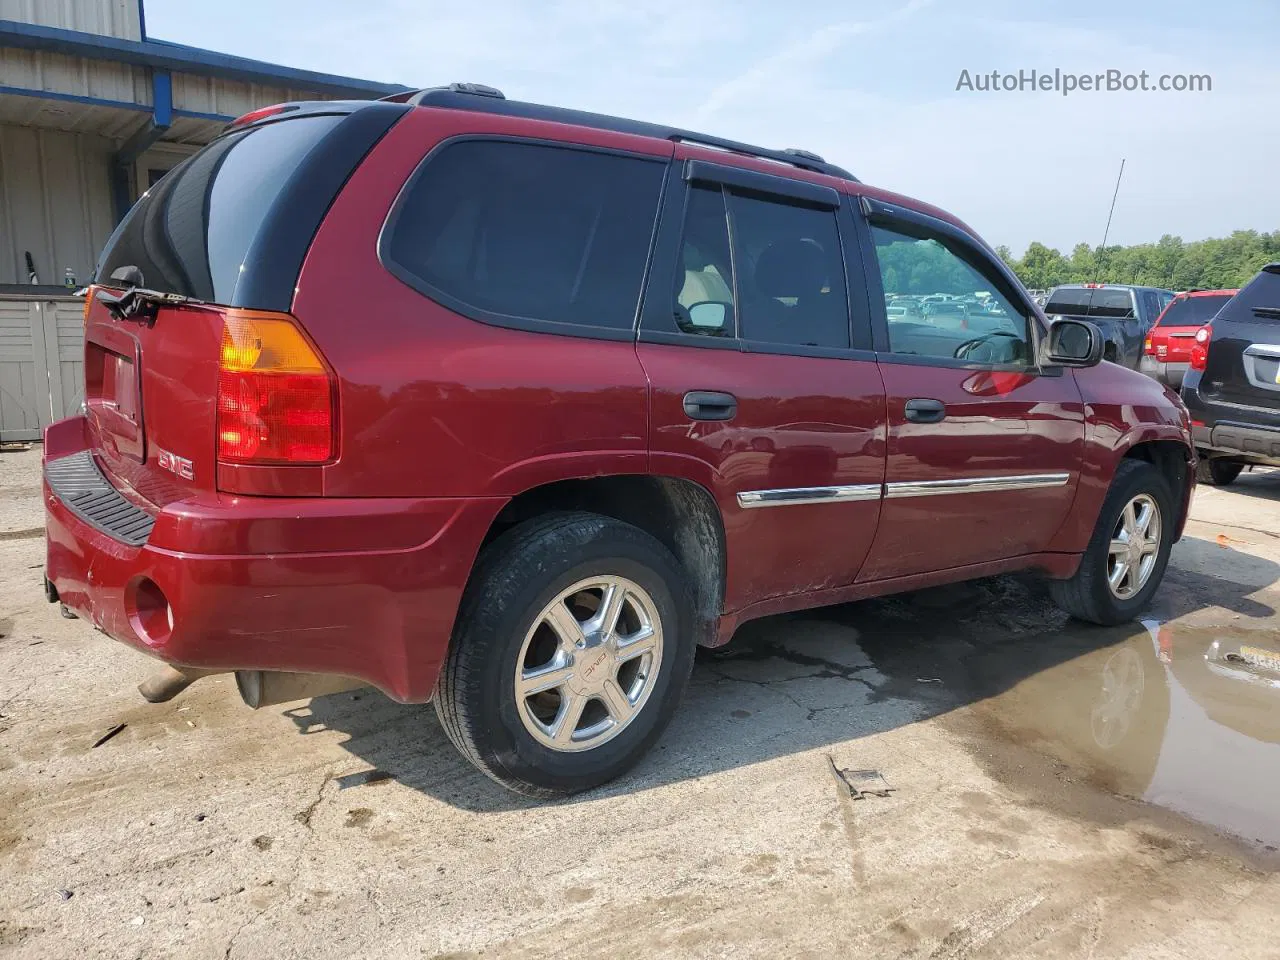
1196,458,1242,486
1048,459,1175,626
435,511,695,798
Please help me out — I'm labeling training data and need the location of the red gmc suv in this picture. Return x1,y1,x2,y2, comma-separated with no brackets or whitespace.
43,85,1194,797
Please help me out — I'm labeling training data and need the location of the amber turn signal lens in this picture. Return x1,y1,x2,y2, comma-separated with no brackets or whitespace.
216,311,335,464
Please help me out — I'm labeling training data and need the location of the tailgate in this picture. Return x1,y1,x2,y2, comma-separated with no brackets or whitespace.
1150,325,1199,363
78,107,403,504
83,297,223,503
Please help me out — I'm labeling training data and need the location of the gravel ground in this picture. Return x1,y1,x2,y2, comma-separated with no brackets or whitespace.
2,448,1278,959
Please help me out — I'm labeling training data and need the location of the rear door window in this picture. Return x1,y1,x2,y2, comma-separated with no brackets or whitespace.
382,140,666,334
96,115,344,302
727,191,849,350
1231,270,1280,318
668,184,851,350
674,185,736,337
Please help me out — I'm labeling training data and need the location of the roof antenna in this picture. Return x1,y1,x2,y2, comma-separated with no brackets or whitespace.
1093,158,1126,285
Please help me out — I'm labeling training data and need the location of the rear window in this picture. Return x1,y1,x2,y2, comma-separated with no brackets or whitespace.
95,115,343,302
1231,269,1280,318
1045,288,1135,318
382,140,665,333
1155,294,1233,327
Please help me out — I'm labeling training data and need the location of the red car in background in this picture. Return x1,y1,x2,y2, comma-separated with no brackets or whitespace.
1141,289,1238,388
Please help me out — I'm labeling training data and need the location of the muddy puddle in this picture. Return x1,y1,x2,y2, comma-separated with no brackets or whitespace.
725,577,1280,853
955,619,1280,851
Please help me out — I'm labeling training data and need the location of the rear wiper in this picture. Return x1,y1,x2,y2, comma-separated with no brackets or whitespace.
93,265,204,322
95,285,204,323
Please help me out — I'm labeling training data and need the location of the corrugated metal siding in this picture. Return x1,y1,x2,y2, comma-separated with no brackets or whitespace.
0,123,116,286
0,298,45,440
49,298,83,417
171,74,333,118
0,296,85,441
0,89,148,137
0,48,151,105
0,0,142,41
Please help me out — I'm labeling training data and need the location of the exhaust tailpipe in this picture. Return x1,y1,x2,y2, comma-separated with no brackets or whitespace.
138,665,220,703
235,671,367,709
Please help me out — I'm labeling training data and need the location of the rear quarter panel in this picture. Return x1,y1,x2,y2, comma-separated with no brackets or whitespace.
292,108,673,500
1046,363,1192,552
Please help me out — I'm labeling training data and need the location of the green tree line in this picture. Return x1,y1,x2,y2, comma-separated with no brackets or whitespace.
996,230,1280,292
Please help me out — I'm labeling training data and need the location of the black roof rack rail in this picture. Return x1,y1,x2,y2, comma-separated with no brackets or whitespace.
385,83,857,182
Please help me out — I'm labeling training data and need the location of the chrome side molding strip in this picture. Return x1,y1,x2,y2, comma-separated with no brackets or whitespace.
736,473,1070,509
736,484,883,509
884,473,1070,498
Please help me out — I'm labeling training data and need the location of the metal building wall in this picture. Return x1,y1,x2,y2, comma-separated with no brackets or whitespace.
0,122,117,286
0,47,151,110
171,73,329,120
0,0,143,41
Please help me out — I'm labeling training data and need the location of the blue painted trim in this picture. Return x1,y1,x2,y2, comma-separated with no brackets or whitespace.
0,83,232,127
0,83,149,112
152,69,171,126
137,0,147,40
0,20,409,98
172,107,234,123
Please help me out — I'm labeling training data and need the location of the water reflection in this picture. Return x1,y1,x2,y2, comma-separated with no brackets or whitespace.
965,618,1280,849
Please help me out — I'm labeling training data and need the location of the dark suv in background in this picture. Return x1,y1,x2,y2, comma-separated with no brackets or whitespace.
44,85,1193,797
1044,283,1175,369
1183,265,1280,485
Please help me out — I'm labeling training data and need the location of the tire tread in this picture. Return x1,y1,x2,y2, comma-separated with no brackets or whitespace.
435,510,691,798
1049,458,1173,625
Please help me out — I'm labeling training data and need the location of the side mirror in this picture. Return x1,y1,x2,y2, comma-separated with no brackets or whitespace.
1041,318,1102,367
686,301,730,331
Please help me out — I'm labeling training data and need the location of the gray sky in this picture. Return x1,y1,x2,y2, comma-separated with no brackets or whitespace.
146,0,1279,256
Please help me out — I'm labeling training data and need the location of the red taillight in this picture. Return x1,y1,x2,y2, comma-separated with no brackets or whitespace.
216,311,335,464
1143,335,1154,355
1190,326,1211,371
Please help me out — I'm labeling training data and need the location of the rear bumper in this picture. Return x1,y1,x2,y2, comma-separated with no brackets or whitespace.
43,417,504,702
1138,356,1189,388
1183,375,1280,465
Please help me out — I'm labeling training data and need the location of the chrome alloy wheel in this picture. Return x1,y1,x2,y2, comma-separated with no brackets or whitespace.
1107,494,1161,600
514,576,664,752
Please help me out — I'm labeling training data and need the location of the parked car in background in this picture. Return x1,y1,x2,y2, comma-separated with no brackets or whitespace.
1140,289,1237,388
1183,265,1280,485
43,84,1194,798
886,298,924,320
1044,284,1175,369
921,299,969,328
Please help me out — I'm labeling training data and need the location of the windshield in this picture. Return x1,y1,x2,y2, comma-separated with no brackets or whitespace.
1155,294,1233,327
1045,288,1135,318
95,115,343,302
